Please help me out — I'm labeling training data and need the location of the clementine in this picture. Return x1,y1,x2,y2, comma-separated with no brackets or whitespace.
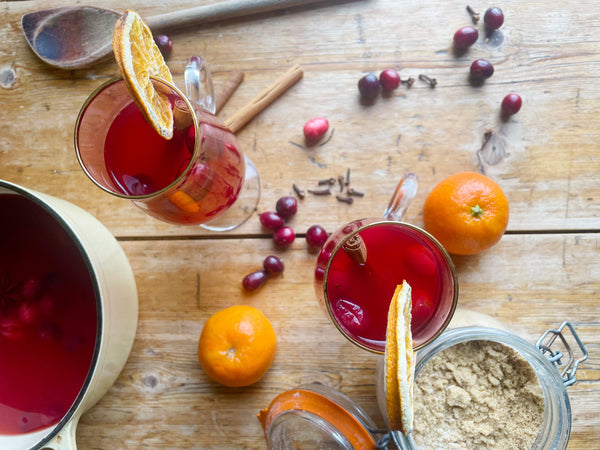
198,305,277,387
423,172,509,255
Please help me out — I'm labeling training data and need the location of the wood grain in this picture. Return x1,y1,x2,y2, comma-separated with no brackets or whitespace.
1,0,599,448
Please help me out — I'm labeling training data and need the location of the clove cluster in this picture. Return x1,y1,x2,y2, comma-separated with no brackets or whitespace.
293,169,364,204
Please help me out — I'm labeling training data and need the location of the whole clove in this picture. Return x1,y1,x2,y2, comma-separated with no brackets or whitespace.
419,74,437,88
308,187,332,195
401,77,415,87
466,5,480,24
336,195,354,204
318,177,336,186
347,188,365,197
345,168,351,186
292,183,305,199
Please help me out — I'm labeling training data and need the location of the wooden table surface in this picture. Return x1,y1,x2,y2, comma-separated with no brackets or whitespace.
2,0,599,448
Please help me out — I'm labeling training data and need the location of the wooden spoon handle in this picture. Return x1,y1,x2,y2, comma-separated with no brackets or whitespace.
145,0,327,31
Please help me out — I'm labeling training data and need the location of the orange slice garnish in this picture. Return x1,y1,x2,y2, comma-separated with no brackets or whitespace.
384,281,414,436
112,10,174,139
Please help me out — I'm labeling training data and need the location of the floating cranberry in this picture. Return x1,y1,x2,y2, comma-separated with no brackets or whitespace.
303,117,329,142
186,126,196,153
453,26,479,51
0,316,24,341
358,73,381,101
306,225,328,249
379,69,401,91
470,59,494,81
39,294,57,316
259,211,284,230
275,196,298,219
39,322,62,342
22,277,42,300
263,255,284,274
242,270,269,291
501,93,522,115
17,301,39,325
154,34,173,59
273,226,295,247
411,288,435,328
484,7,504,30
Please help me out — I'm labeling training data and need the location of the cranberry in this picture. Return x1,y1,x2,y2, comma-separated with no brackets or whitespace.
22,277,42,300
39,294,57,316
259,211,284,230
453,26,479,51
154,34,173,59
39,322,62,342
242,270,269,291
379,69,401,91
405,245,436,277
411,288,435,329
484,7,504,30
306,225,328,249
334,299,370,335
0,316,24,341
358,73,381,101
275,196,298,219
273,226,295,247
17,301,39,325
501,93,522,115
263,255,284,274
303,117,329,142
470,59,494,81
186,126,196,153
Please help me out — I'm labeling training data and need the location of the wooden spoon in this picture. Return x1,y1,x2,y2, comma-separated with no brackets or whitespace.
22,0,327,70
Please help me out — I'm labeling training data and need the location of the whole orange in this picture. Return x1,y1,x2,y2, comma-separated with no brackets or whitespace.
198,305,277,387
423,172,509,255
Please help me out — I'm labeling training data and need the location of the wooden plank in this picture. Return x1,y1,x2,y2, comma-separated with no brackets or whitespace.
1,0,600,237
73,234,599,448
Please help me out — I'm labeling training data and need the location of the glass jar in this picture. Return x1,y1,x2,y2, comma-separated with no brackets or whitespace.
258,383,380,449
376,323,588,450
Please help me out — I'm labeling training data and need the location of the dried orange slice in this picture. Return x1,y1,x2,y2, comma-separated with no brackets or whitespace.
384,281,414,436
112,10,174,139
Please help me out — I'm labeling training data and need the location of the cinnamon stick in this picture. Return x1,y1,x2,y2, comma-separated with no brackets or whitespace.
224,64,304,133
214,70,244,114
343,234,367,264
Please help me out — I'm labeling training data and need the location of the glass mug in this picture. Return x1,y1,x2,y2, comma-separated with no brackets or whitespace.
314,173,458,353
75,67,260,231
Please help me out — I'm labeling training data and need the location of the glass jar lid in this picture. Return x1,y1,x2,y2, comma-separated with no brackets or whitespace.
258,385,377,449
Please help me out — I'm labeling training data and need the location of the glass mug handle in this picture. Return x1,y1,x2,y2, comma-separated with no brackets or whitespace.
184,56,216,114
383,172,418,221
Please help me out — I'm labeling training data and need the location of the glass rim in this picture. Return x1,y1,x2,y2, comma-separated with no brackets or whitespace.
322,220,459,354
73,76,200,200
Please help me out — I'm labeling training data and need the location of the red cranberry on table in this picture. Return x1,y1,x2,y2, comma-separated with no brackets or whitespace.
484,7,505,30
501,93,522,115
154,34,173,58
379,69,401,91
306,225,329,249
259,211,284,230
470,59,494,81
263,255,284,274
275,196,298,219
273,226,295,247
358,73,381,101
303,117,329,142
453,26,479,51
242,270,269,291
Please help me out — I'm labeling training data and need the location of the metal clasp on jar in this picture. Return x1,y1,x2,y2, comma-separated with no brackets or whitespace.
536,321,588,387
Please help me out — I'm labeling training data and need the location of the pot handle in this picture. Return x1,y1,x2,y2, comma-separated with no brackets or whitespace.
43,415,79,450
383,173,418,222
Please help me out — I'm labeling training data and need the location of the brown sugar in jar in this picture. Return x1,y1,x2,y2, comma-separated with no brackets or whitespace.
412,339,544,449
